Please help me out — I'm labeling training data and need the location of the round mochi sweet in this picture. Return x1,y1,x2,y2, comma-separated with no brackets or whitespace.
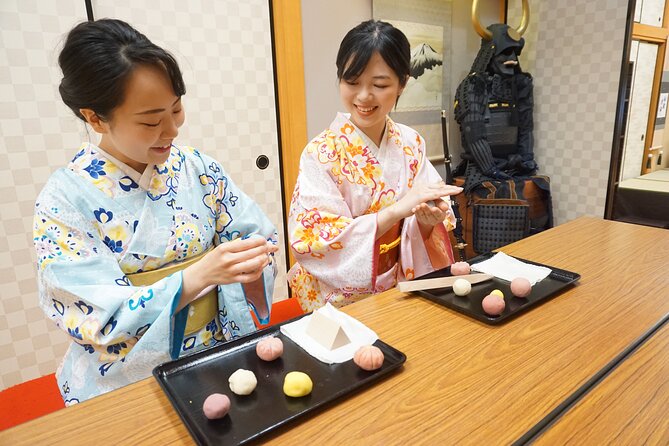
450,261,471,276
228,369,257,395
482,294,505,316
510,277,532,298
491,289,504,299
202,393,231,420
283,371,313,397
452,278,472,296
353,345,385,371
256,336,284,361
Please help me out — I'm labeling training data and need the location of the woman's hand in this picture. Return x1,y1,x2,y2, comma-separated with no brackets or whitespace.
395,182,462,220
376,182,461,238
179,237,278,309
413,198,451,227
202,237,278,285
414,198,452,238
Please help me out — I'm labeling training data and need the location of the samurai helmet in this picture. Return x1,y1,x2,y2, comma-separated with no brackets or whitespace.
486,24,525,56
472,0,530,46
468,0,530,74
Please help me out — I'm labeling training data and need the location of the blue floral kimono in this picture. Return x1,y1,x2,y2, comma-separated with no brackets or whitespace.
33,143,278,404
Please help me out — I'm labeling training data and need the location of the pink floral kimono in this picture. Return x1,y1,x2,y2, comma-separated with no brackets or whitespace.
288,113,456,311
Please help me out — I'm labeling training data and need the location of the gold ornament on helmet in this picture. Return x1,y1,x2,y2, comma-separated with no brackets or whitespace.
472,0,530,40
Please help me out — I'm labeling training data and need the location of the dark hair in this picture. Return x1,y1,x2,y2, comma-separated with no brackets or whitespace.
336,20,410,87
58,19,186,122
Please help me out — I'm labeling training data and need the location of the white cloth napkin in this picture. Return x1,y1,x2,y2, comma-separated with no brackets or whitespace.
471,251,551,285
280,303,378,364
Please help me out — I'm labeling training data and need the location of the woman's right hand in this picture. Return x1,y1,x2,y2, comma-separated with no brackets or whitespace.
179,237,278,309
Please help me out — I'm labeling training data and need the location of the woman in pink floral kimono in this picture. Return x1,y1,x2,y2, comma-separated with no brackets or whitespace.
288,20,463,311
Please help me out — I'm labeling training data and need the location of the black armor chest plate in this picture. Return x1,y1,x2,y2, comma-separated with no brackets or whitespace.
485,75,518,155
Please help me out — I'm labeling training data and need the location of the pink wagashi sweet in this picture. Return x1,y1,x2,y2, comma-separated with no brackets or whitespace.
510,277,532,298
482,293,505,316
353,345,385,371
450,261,471,276
256,336,284,361
203,393,231,420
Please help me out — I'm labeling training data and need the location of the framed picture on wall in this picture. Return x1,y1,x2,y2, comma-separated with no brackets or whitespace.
373,0,452,162
657,92,668,120
373,0,451,113
392,20,444,112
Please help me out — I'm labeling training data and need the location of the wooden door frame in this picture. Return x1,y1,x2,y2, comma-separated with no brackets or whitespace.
635,1,669,173
270,0,307,269
605,0,669,218
604,1,638,219
638,38,666,173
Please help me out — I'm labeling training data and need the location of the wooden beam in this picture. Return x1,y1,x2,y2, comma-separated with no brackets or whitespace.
633,23,669,43
271,0,307,268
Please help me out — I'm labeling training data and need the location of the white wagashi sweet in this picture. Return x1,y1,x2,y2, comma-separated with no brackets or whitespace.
228,369,257,395
452,278,472,296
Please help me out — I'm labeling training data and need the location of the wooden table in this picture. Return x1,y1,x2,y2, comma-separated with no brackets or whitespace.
3,217,669,445
534,319,669,445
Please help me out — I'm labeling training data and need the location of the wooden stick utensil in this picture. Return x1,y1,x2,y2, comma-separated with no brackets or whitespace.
397,273,494,293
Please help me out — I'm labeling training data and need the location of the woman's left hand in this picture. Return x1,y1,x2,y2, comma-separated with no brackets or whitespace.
413,198,451,230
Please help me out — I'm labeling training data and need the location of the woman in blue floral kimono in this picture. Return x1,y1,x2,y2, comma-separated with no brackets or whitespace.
33,19,279,404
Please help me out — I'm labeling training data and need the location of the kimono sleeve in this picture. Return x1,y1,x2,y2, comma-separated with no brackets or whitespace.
399,133,456,279
288,143,378,290
33,181,186,364
200,157,278,328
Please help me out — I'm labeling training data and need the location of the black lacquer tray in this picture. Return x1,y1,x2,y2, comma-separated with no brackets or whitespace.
414,252,580,325
153,315,406,445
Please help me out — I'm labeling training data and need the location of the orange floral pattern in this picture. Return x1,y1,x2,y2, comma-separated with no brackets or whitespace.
288,113,454,311
291,209,350,258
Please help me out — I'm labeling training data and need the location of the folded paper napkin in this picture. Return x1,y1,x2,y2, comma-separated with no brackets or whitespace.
471,251,551,285
280,303,378,364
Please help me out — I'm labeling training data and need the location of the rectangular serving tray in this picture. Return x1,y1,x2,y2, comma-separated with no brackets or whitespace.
153,315,406,445
413,252,581,325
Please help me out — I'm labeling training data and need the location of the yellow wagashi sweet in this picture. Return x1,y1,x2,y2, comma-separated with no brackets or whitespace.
283,371,313,397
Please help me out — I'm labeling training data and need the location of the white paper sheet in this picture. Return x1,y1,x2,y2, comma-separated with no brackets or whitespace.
471,251,551,285
280,303,378,364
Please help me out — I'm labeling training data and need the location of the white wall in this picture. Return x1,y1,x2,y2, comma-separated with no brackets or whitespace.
510,0,629,223
300,1,371,139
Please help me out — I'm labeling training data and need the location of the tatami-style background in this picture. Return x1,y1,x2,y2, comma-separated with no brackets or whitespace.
0,0,287,390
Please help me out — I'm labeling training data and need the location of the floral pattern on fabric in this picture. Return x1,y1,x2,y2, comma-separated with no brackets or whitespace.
199,169,233,236
290,210,349,258
33,216,92,268
34,142,278,403
288,113,456,312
